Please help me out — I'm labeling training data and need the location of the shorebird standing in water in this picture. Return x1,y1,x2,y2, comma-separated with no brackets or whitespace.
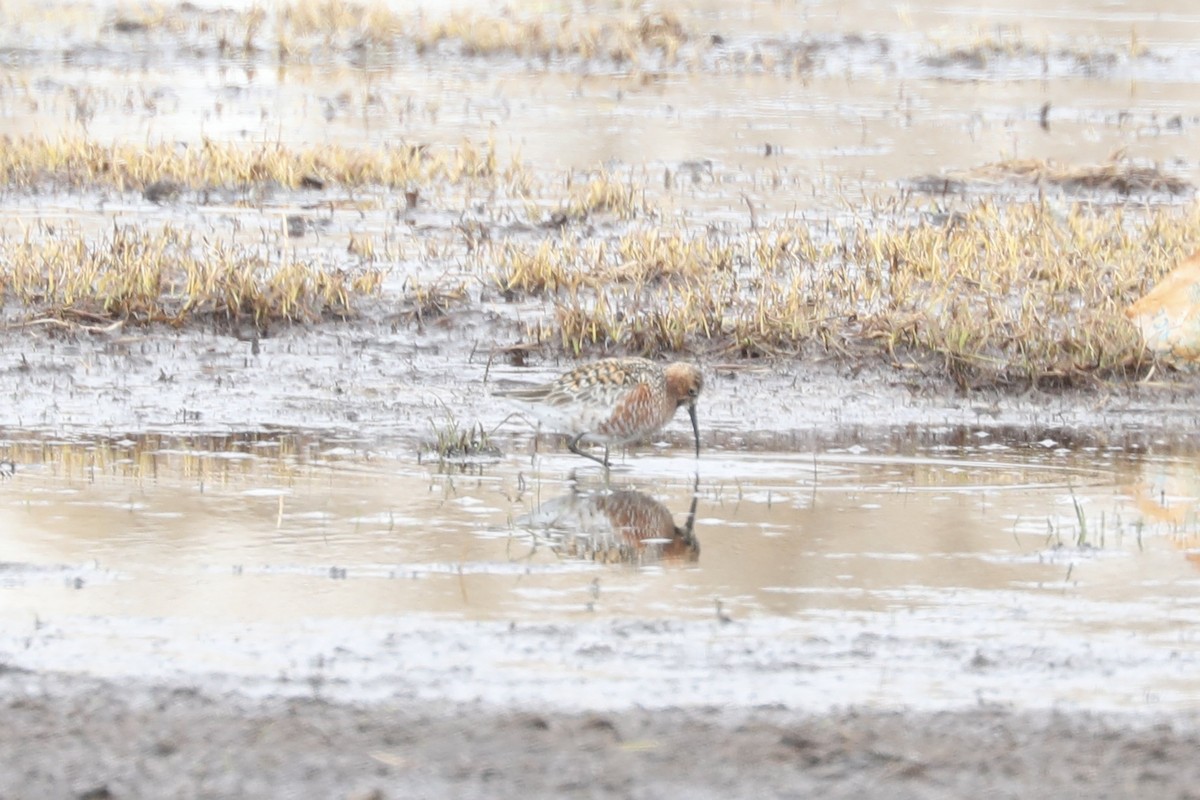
494,357,703,468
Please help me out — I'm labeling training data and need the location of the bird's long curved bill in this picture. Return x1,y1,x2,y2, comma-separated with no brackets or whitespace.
688,403,700,458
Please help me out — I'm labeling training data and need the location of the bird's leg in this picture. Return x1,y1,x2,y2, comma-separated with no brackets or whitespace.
568,433,609,468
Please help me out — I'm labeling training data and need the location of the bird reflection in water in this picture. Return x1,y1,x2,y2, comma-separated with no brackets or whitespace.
519,481,700,566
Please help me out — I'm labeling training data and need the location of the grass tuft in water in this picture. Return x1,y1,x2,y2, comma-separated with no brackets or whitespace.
422,415,503,464
397,278,469,328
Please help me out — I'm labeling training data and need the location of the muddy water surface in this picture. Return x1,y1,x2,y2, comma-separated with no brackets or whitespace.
3,430,1199,712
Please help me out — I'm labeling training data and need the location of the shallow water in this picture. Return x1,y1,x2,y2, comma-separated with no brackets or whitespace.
3,429,1200,712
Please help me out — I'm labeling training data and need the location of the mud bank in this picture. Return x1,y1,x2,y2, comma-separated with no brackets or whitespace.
4,670,1198,800
6,321,1200,446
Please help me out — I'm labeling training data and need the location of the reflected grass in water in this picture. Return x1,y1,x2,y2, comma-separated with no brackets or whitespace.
1,431,347,487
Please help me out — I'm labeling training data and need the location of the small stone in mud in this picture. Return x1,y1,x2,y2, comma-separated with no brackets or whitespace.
153,739,178,756
143,180,182,204
520,714,550,730
112,18,146,33
969,650,996,670
678,159,714,184
780,732,817,752
908,176,968,195
583,717,619,737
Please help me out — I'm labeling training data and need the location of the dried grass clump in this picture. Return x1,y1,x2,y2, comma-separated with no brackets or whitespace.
492,230,732,298
920,26,1141,72
397,278,469,327
493,201,1200,388
919,157,1192,196
567,172,650,220
494,239,587,297
921,30,1051,69
278,0,400,43
397,7,688,63
0,135,506,193
94,1,694,64
0,224,382,327
548,281,728,356
841,201,1183,387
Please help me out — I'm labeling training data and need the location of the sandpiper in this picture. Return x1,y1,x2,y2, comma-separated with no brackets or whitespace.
494,357,703,467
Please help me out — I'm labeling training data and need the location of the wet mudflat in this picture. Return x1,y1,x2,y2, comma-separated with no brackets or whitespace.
5,0,1200,796
8,674,1200,800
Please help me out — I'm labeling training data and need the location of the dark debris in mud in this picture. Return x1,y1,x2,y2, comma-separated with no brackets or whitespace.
911,157,1193,197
